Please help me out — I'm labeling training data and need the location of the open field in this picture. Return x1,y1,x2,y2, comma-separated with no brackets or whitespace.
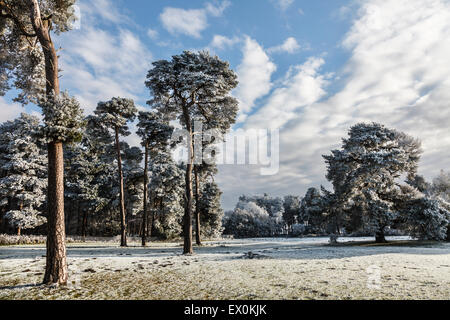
0,237,449,300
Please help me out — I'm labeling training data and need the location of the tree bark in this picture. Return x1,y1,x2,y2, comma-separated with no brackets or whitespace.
76,201,81,235
44,141,68,285
115,127,127,247
194,166,202,246
182,106,194,254
27,0,67,285
17,227,21,236
375,228,386,243
81,209,88,240
142,143,149,246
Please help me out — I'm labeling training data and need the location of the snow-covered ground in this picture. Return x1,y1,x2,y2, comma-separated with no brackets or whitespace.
0,237,449,300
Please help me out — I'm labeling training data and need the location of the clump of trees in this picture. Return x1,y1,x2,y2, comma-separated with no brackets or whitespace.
223,123,449,242
0,0,448,285
303,123,449,242
223,194,285,238
0,114,47,236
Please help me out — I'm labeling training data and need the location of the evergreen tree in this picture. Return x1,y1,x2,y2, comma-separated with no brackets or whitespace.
94,97,137,247
283,195,300,234
431,171,450,240
149,150,184,239
63,118,111,237
299,187,326,232
123,144,144,236
197,181,224,239
0,114,47,235
136,110,173,246
323,122,422,242
146,51,238,254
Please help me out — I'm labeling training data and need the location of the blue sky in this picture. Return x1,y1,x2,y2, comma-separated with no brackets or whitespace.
1,0,450,210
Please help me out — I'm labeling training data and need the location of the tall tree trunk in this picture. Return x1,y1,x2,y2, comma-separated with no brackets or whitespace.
115,127,127,247
194,166,202,246
28,0,67,285
182,108,194,254
142,144,149,246
76,201,81,235
375,227,386,243
81,209,88,240
17,227,21,236
44,141,68,285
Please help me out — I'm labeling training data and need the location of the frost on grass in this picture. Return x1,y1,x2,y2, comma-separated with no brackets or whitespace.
0,237,449,300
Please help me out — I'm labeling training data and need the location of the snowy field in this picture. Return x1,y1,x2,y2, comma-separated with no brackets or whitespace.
0,237,449,300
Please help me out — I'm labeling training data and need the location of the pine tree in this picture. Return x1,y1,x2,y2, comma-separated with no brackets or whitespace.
94,97,137,247
197,181,224,239
0,114,47,235
63,117,116,238
283,195,300,234
123,144,144,237
323,122,422,242
299,187,327,233
431,171,450,240
136,111,173,246
1,0,80,285
149,150,184,240
146,51,238,254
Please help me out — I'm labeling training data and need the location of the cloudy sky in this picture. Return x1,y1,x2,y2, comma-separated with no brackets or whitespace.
2,0,450,210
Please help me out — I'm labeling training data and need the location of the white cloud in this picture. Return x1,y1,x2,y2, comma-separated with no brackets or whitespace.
58,6,152,120
268,37,301,54
147,28,158,40
209,35,241,50
160,8,207,38
271,0,295,11
79,0,129,24
245,57,328,129
205,1,231,17
160,1,230,38
0,98,23,123
234,37,277,117
218,0,450,209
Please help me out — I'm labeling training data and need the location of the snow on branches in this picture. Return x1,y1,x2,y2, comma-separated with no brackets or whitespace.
39,91,85,143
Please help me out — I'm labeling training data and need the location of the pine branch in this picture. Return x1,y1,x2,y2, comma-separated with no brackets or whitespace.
0,3,37,38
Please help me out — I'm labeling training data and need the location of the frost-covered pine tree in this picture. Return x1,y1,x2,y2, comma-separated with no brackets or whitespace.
146,51,239,254
431,171,450,240
64,117,115,238
323,122,422,242
122,144,144,236
0,114,47,235
193,158,220,245
299,187,327,233
94,97,137,247
197,181,224,239
400,171,450,241
136,110,173,246
1,0,80,285
283,195,300,234
400,191,449,241
149,150,184,240
223,201,275,238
